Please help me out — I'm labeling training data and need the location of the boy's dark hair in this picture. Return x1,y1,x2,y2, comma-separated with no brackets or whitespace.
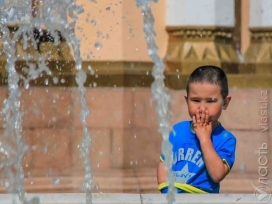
186,65,229,99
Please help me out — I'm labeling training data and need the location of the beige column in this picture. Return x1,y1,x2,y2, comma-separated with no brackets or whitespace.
233,0,250,56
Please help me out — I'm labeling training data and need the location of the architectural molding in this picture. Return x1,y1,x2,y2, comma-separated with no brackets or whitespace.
166,26,233,40
249,27,272,41
244,27,272,74
165,26,239,75
1,26,272,88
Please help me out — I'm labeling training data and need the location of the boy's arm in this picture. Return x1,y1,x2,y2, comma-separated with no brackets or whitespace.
193,110,233,183
157,161,170,193
157,161,167,184
199,140,229,183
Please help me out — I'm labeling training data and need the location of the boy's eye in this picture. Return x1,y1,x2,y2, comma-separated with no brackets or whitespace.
207,100,217,103
191,99,200,102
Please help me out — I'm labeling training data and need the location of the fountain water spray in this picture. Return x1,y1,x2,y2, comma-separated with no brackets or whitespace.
135,0,176,204
0,1,92,203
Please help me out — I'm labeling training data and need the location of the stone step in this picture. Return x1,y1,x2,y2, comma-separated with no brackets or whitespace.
0,169,270,194
0,193,270,204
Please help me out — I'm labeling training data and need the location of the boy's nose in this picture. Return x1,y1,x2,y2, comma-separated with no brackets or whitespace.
199,103,207,110
198,106,206,114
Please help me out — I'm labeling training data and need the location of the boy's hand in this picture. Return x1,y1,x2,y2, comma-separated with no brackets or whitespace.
192,109,212,142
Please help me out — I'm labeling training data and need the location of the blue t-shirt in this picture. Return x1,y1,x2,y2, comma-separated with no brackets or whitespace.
159,120,236,193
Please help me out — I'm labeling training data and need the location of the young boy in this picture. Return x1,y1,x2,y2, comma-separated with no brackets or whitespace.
157,65,236,193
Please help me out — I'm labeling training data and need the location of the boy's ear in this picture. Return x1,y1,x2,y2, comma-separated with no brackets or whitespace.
222,96,231,110
184,95,188,104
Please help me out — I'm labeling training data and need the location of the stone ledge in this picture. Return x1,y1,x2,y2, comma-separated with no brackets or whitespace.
0,169,270,194
0,59,272,88
0,72,271,89
0,193,270,204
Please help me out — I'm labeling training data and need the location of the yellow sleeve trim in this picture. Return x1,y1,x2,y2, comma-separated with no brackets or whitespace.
158,182,208,194
160,155,164,162
158,182,168,190
222,159,231,171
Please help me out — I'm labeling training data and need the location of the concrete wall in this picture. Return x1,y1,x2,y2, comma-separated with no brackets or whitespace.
250,0,272,27
0,86,270,193
75,0,168,61
166,0,234,26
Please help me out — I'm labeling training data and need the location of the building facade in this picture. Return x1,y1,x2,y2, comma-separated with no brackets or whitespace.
0,0,271,194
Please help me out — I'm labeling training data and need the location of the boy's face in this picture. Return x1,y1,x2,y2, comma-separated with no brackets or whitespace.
185,82,231,126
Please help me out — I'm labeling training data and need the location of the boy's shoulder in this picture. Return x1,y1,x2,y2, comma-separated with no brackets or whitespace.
172,120,192,134
213,124,236,148
218,124,236,140
173,120,191,129
170,120,192,137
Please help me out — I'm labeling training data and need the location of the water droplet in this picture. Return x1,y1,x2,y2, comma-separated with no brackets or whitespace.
93,82,97,87
95,42,102,50
44,78,49,85
61,79,65,83
134,134,137,138
94,184,99,189
88,65,95,75
135,47,138,51
43,145,48,154
239,163,246,173
53,77,59,84
99,151,103,156
52,178,59,185
91,19,96,26
48,169,53,175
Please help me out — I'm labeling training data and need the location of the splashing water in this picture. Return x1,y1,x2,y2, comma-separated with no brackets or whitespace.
0,1,92,203
0,9,29,203
135,1,176,204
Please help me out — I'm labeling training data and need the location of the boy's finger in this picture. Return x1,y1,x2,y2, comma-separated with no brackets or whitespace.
201,111,205,123
196,111,201,123
205,110,209,124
